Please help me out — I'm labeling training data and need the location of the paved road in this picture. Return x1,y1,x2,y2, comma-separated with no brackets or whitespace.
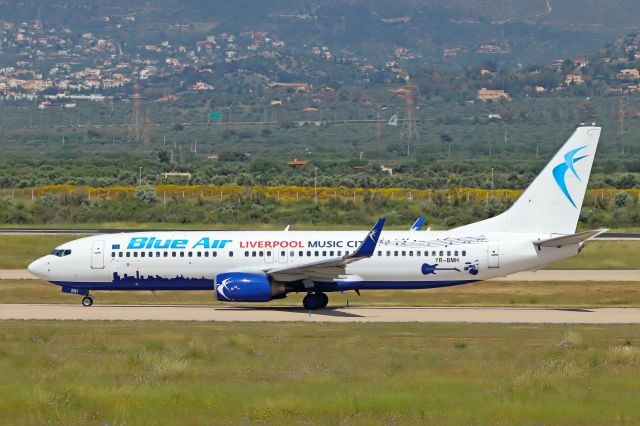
1,304,639,323
2,269,639,281
491,270,640,281
0,270,37,279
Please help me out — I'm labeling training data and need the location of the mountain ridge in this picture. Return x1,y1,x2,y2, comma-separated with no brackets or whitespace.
1,0,640,67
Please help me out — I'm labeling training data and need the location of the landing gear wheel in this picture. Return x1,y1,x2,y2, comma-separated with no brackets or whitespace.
82,296,93,307
303,293,324,310
318,292,329,308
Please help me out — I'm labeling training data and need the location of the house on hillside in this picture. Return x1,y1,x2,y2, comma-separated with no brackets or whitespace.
564,74,585,85
380,165,393,175
618,69,640,79
572,57,589,68
287,159,308,168
477,88,511,101
192,81,214,91
268,82,311,93
161,172,191,180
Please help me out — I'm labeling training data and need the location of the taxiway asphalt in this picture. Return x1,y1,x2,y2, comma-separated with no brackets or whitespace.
0,304,639,323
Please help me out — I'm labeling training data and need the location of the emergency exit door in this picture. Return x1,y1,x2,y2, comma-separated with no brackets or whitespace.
277,249,288,263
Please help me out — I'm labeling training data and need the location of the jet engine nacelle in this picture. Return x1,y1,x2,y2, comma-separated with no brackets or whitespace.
215,272,286,302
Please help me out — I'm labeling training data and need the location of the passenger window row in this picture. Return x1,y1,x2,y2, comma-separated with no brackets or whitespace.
113,250,355,259
245,250,350,258
376,250,466,257
111,249,468,259
112,251,228,258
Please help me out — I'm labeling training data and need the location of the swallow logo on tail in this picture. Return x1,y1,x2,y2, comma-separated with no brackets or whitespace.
552,146,588,208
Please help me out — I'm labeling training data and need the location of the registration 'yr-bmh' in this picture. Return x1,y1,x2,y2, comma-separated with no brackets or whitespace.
29,126,604,310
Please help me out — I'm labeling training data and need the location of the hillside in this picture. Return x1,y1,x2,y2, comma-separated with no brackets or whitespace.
1,0,640,67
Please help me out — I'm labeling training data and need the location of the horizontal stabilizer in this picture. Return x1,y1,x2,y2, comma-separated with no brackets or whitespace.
535,229,607,248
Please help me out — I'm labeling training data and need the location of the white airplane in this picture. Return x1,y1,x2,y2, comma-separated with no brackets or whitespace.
29,126,605,310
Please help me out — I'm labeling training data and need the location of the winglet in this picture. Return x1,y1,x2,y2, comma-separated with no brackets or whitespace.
344,218,385,260
410,216,426,231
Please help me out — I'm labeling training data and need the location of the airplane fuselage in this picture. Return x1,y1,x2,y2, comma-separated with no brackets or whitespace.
29,229,577,294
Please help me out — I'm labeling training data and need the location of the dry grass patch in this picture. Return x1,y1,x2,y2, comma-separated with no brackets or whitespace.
0,322,639,424
607,345,640,366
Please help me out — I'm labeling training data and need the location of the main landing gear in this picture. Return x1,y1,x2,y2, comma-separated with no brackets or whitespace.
303,292,329,310
81,296,93,307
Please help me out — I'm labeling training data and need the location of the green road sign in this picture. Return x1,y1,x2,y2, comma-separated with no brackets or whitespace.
209,111,222,121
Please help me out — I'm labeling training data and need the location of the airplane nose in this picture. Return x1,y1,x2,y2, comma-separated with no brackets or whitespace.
28,258,47,279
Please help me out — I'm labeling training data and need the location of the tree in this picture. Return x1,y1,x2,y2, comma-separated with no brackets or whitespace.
440,133,453,143
218,151,248,162
485,198,504,218
135,186,160,204
613,192,631,209
158,150,170,164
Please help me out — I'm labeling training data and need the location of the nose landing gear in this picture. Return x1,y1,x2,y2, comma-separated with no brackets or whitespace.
302,292,329,310
61,286,93,306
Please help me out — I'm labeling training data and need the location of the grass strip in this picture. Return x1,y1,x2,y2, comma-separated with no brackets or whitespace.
0,321,638,424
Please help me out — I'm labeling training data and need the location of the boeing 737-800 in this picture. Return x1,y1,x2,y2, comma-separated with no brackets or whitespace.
29,126,604,310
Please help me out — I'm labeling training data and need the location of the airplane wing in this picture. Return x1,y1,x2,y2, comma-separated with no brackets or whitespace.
266,218,385,281
410,216,426,231
534,229,607,248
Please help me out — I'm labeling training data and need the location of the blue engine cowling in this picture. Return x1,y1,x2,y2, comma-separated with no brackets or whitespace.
215,272,286,302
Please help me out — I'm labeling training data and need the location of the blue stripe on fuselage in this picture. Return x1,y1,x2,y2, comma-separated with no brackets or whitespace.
50,278,477,292
52,277,215,291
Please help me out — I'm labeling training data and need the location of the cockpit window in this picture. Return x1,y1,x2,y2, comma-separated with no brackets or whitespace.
51,249,72,257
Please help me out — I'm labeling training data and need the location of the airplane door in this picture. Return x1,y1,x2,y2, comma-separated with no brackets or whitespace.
487,241,499,268
264,250,274,264
91,240,105,269
277,249,288,264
